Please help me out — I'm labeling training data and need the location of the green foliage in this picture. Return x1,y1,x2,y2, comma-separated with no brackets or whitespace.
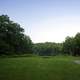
73,33,80,56
33,42,63,56
0,15,32,55
63,32,80,56
63,36,74,55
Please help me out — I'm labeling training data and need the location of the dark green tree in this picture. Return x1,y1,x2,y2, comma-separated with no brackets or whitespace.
73,33,80,56
63,36,74,55
0,15,32,55
63,33,80,56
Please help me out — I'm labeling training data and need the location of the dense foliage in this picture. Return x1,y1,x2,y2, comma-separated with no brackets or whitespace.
63,33,80,56
33,42,63,56
0,15,32,55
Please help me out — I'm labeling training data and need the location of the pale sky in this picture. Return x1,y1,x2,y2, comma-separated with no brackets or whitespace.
0,0,80,43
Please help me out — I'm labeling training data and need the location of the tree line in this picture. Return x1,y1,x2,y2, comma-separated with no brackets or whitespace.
32,42,63,56
0,15,80,56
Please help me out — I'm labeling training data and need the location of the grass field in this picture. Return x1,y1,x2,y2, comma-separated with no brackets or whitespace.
0,56,80,80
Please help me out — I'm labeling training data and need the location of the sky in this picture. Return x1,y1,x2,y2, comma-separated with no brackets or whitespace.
0,0,80,43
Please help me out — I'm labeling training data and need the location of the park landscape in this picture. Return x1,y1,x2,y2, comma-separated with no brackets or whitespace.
0,15,80,80
1,55,80,80
0,0,80,80
0,56,80,80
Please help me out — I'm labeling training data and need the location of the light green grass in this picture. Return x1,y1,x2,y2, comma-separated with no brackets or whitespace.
0,56,80,80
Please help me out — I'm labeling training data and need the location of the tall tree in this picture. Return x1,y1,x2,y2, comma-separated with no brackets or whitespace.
0,15,32,55
74,33,80,56
63,36,74,55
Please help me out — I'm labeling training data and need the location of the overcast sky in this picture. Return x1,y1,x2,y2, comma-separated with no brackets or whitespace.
0,0,80,43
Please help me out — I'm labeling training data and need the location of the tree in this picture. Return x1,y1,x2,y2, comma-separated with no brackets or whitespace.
63,36,74,55
63,33,80,56
0,15,32,55
73,33,80,56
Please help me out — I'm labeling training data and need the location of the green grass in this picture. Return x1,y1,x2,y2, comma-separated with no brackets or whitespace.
0,56,80,80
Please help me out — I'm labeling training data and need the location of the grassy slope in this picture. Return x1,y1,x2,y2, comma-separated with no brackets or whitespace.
0,56,80,80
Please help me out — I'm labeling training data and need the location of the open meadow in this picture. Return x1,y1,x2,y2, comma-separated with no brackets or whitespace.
0,56,80,80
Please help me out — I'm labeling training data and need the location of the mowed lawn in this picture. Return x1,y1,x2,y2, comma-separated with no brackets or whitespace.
0,56,80,80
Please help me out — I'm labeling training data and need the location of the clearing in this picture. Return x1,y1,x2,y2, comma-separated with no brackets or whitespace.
0,56,80,80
